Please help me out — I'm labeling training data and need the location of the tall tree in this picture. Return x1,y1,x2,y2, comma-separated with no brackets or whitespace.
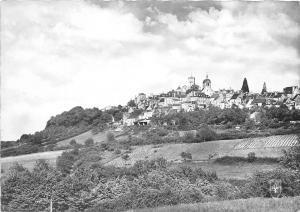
241,78,249,93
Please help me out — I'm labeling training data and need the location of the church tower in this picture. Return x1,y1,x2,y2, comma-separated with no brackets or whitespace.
188,75,195,88
203,74,211,88
202,74,213,96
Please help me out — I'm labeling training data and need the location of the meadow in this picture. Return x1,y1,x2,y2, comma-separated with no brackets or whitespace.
1,133,297,180
133,196,300,212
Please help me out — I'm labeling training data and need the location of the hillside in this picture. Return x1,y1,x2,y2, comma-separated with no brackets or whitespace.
2,134,297,180
1,106,126,157
55,128,128,147
133,196,300,212
106,134,298,167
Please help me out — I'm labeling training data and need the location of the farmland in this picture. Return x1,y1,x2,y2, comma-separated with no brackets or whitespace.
106,134,298,167
2,134,297,180
55,128,128,147
132,196,300,212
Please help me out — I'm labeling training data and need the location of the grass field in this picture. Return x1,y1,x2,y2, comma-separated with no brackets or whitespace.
132,196,300,212
106,135,293,167
1,134,297,180
56,129,128,147
1,150,64,180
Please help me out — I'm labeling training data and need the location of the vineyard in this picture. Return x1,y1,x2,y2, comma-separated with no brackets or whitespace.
234,134,299,150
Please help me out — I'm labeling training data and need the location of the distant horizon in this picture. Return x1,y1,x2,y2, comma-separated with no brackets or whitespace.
2,0,300,140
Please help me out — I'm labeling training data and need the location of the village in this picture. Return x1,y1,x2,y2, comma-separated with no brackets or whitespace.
118,75,300,126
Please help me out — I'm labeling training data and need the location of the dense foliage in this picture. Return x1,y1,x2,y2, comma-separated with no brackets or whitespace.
2,146,239,212
280,142,300,171
3,140,300,212
1,106,125,157
152,106,248,130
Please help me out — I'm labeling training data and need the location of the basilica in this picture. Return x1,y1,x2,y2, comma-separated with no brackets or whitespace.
177,75,214,97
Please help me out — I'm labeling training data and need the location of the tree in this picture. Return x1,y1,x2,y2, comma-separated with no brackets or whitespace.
85,138,94,147
180,152,192,162
196,125,217,142
241,77,249,93
70,139,77,146
127,100,136,107
280,136,300,171
1,160,62,211
56,149,79,175
122,154,130,161
261,82,267,94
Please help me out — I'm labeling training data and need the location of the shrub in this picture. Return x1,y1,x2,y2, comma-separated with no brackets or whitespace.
244,119,256,130
122,154,130,161
69,139,77,146
180,152,192,162
56,148,79,175
196,125,217,142
247,152,256,163
214,156,278,165
244,168,300,198
280,143,300,171
214,181,241,200
106,132,115,142
156,128,168,137
45,144,55,151
183,131,195,143
85,138,94,147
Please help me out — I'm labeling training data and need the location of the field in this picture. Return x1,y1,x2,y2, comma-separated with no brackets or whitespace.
106,134,298,167
56,129,129,147
1,134,298,180
1,150,64,180
132,196,300,212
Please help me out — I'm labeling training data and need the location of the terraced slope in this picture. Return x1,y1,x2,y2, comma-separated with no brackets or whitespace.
234,134,299,149
106,134,299,167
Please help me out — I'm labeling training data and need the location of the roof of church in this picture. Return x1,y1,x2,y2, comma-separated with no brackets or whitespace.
203,75,211,83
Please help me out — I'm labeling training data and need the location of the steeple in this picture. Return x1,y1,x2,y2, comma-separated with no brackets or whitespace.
261,82,267,94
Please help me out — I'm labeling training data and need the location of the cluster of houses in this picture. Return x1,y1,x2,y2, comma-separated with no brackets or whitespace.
121,76,300,126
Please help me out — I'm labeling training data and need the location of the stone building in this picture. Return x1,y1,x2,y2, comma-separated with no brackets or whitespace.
202,75,214,96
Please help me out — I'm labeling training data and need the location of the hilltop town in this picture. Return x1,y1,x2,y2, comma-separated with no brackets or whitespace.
110,75,300,126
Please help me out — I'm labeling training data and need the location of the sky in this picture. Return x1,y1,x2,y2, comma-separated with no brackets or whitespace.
1,0,300,140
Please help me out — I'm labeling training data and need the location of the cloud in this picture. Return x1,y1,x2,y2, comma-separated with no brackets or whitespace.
2,0,300,140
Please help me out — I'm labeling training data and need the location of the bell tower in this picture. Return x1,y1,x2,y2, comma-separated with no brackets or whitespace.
188,75,195,88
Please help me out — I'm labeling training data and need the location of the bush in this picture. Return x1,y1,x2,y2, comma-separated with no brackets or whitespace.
214,156,278,165
180,152,192,162
69,139,77,146
156,128,168,137
280,140,300,171
56,148,79,175
106,132,115,142
247,152,256,163
244,169,300,198
244,119,256,130
85,138,94,147
122,154,130,161
45,144,55,151
196,125,217,142
183,131,195,143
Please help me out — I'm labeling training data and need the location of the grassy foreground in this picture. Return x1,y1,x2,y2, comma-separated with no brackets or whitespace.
132,196,300,212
